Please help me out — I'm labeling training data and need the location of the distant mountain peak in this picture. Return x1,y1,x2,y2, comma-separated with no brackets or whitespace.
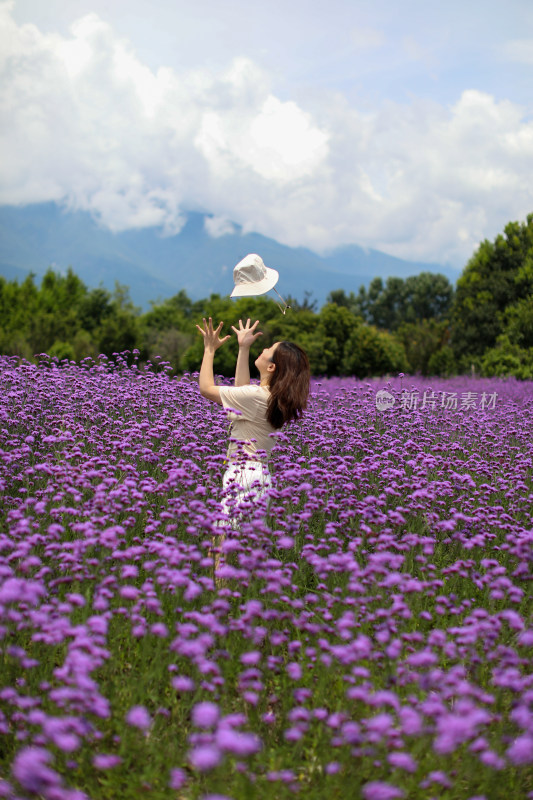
0,202,458,309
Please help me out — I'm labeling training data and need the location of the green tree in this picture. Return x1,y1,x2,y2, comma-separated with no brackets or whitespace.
142,290,194,332
396,318,452,376
71,329,99,361
501,295,533,349
340,273,454,331
480,333,533,380
139,290,195,370
78,287,113,333
368,276,406,330
450,214,533,367
39,268,87,342
427,346,456,377
48,340,76,361
96,282,140,356
0,276,29,355
342,324,408,378
403,272,454,324
143,328,194,371
313,304,359,375
0,274,43,356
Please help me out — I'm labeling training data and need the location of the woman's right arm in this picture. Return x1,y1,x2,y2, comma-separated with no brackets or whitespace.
231,319,262,387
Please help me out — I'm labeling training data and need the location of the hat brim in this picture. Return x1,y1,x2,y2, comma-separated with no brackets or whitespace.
230,267,279,298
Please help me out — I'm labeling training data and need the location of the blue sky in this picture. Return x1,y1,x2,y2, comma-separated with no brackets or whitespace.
2,0,533,268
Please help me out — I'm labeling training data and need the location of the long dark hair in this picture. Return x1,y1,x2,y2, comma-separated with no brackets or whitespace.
266,341,310,429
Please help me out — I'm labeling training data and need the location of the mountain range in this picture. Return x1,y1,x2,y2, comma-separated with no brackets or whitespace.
0,202,460,309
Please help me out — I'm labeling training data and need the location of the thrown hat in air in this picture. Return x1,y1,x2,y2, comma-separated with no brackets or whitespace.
230,254,279,298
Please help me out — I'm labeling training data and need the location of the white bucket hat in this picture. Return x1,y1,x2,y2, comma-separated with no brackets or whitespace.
230,254,279,297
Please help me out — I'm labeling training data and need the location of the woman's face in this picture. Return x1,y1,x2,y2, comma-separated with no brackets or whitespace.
255,341,281,373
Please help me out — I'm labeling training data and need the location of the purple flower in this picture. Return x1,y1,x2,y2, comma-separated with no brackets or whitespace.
93,754,122,769
240,651,261,666
387,752,417,773
150,622,169,637
12,747,62,793
507,734,533,765
434,709,490,754
480,750,505,770
277,535,294,548
399,707,422,735
216,728,262,756
422,771,452,789
200,795,234,800
406,650,437,668
0,780,14,798
362,781,404,800
365,713,395,737
518,630,533,646
189,744,222,771
120,585,139,600
3,360,533,800
286,662,302,680
284,727,304,742
52,732,80,752
168,768,187,789
0,578,45,606
125,705,151,730
172,675,195,691
192,701,220,728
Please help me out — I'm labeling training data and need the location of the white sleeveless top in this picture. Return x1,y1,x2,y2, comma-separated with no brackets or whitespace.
218,384,277,462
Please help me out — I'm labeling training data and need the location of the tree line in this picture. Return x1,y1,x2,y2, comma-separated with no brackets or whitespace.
1,215,532,379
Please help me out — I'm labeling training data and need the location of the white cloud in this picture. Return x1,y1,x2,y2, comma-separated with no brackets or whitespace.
196,95,329,183
0,5,532,268
204,216,236,238
500,38,533,66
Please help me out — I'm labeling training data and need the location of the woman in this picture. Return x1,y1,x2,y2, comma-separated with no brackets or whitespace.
196,317,310,536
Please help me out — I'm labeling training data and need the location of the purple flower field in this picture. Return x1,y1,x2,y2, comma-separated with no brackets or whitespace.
1,352,532,800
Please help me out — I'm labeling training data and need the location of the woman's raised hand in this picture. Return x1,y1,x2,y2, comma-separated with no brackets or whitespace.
196,318,231,351
231,318,263,349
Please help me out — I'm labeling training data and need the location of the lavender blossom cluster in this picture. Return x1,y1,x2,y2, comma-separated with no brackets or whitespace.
0,352,532,800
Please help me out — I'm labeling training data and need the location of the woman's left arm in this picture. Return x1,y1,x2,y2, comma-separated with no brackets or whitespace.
196,318,231,404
